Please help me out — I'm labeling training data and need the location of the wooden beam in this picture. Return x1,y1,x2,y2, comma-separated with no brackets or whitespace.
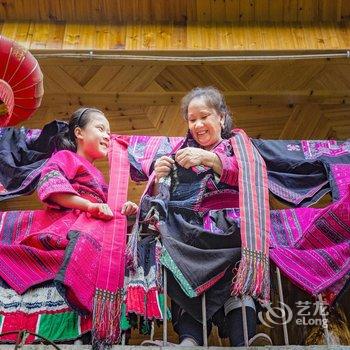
2,21,350,52
41,91,350,107
34,56,350,68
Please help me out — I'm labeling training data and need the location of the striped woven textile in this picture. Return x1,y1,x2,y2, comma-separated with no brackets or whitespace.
92,136,130,349
270,189,350,302
230,129,270,302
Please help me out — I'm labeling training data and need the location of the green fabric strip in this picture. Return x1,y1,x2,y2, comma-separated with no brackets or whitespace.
160,248,197,298
120,302,131,331
37,312,79,341
157,293,172,321
0,315,4,332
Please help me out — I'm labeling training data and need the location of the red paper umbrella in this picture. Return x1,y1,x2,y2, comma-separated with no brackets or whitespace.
0,36,44,126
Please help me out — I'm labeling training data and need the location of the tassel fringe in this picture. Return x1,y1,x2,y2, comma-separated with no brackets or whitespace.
231,248,270,302
92,288,123,350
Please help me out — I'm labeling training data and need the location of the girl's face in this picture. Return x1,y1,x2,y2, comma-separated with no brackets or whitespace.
187,97,223,150
75,112,110,162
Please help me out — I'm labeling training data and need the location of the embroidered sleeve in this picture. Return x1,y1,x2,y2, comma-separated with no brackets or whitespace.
37,151,79,208
213,142,239,187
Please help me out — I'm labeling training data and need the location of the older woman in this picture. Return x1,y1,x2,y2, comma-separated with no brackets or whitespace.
125,87,271,346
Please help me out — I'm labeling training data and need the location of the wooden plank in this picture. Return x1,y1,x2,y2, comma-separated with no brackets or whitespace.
196,0,211,22
62,65,101,87
279,104,322,139
194,65,248,91
211,0,226,21
146,106,168,128
297,0,318,22
157,105,185,135
49,0,63,21
63,23,81,49
102,65,145,91
30,23,51,49
0,0,347,23
76,24,96,49
1,22,18,39
83,65,124,92
124,65,166,92
283,0,298,22
94,24,111,50
41,68,66,93
45,23,65,50
44,66,86,93
224,0,240,21
13,22,32,49
269,0,284,21
109,24,127,49
341,0,350,20
239,0,255,21
318,0,340,21
255,0,269,22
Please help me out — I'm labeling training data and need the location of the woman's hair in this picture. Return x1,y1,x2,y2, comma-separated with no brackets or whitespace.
180,86,234,139
54,107,105,152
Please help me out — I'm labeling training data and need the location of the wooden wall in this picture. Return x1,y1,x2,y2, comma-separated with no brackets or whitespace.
0,0,349,23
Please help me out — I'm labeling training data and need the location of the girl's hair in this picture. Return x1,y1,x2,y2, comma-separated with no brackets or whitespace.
54,107,105,152
180,86,234,139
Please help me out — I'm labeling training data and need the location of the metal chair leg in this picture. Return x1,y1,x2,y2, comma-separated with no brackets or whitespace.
201,293,208,347
317,294,331,345
163,267,168,346
276,266,289,345
241,299,249,347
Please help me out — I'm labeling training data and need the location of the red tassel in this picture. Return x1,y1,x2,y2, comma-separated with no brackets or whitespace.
92,288,123,349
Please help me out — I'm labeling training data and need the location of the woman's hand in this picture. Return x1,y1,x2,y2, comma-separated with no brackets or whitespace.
121,201,138,216
175,147,209,169
87,202,114,220
154,156,175,181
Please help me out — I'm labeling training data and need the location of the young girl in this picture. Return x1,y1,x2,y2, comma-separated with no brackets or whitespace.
38,107,138,218
0,107,137,314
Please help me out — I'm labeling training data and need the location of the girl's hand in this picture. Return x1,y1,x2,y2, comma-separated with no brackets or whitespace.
121,201,138,216
87,202,114,220
175,147,207,169
154,156,175,181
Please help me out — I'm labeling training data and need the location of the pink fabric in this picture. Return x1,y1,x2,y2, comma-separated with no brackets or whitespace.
0,150,109,311
92,135,130,347
302,140,350,159
38,150,107,209
0,140,132,347
213,139,239,186
270,190,350,301
330,163,350,200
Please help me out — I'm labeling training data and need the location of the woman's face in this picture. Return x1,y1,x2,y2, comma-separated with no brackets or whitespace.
187,97,223,150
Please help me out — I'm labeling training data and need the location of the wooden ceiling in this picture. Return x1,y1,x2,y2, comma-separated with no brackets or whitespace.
23,57,350,140
1,56,348,211
1,0,350,23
